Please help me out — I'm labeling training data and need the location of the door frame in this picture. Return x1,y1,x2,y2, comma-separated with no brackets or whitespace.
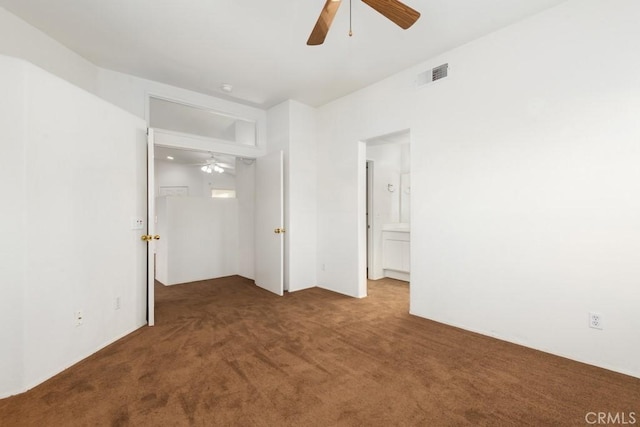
147,129,156,325
358,130,412,296
366,160,374,279
357,141,368,298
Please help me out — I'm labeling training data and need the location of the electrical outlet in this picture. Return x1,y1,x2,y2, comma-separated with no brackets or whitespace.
75,310,83,326
130,217,144,230
115,297,121,310
589,312,603,330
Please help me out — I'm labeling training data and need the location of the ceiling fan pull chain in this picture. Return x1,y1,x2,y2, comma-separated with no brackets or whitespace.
349,0,353,37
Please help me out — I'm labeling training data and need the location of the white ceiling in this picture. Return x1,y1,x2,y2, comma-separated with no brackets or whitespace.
0,0,567,108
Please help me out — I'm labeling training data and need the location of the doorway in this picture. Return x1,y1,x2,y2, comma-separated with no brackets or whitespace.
144,95,283,324
152,145,255,286
145,135,285,326
362,130,411,295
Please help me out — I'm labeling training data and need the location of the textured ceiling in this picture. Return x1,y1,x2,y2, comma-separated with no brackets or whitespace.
0,0,567,108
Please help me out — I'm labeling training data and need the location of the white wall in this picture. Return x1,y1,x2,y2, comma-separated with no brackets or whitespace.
267,100,318,292
316,0,640,378
236,158,256,280
288,101,318,292
0,57,148,398
154,156,254,281
156,197,239,285
400,143,411,223
155,160,206,197
0,57,28,397
155,159,236,198
0,7,99,95
202,169,236,194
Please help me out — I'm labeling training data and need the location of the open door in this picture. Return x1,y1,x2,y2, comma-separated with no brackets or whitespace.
255,150,284,296
146,128,156,325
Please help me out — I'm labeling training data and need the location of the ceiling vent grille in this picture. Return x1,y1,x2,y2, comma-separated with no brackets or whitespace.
416,63,449,87
432,63,448,81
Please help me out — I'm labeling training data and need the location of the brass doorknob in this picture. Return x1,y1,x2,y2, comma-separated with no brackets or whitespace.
274,228,286,234
141,235,152,241
153,235,161,240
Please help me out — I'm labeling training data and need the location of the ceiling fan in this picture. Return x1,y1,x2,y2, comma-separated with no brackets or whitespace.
307,0,421,46
194,153,235,175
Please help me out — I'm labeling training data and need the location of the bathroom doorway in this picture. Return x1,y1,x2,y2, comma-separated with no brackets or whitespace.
363,130,411,293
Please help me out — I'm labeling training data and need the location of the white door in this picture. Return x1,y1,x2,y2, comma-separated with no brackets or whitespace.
254,150,284,296
146,128,156,325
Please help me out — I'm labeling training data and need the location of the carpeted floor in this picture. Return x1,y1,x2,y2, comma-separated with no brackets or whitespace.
1,276,638,426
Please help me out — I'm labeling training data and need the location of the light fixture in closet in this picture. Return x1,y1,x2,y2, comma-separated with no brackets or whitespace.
194,153,234,174
201,164,224,174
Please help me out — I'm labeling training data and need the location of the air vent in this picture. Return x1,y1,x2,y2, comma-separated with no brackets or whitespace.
432,63,448,81
416,63,449,87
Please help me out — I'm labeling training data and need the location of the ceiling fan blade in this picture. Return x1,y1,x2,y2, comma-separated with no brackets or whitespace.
307,0,342,46
361,0,420,29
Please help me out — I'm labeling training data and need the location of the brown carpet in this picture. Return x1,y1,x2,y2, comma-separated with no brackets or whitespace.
1,276,638,426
